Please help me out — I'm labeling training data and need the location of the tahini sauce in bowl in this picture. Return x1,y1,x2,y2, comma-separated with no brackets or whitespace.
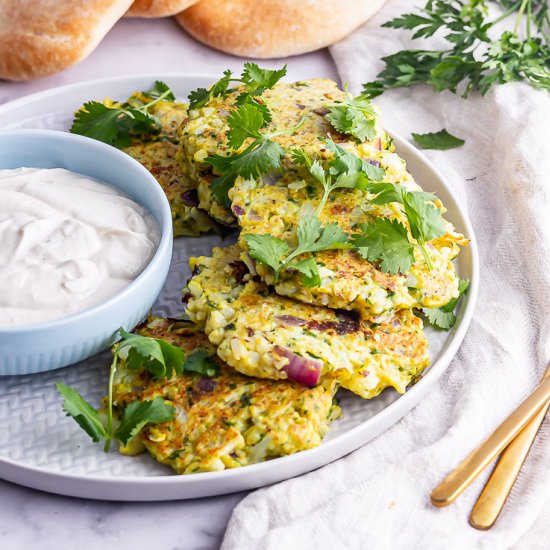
0,167,160,327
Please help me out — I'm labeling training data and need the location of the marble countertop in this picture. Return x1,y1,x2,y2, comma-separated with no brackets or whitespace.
0,16,337,550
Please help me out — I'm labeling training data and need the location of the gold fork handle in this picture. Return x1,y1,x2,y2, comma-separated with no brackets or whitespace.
469,365,550,529
431,375,550,507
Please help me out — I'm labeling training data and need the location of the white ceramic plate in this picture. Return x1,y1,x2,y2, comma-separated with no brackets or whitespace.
0,75,479,501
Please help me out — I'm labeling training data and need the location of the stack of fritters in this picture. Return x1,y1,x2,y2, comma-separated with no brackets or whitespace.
111,77,467,473
179,78,466,397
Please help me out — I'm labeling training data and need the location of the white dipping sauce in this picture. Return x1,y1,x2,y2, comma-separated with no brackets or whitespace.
0,168,160,327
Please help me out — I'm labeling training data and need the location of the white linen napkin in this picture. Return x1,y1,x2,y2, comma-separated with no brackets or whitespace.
221,2,550,548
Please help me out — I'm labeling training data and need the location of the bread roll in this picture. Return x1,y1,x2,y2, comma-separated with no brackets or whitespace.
0,0,133,81
175,0,387,58
126,0,198,18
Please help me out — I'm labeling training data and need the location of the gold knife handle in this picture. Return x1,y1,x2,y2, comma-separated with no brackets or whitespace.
469,365,550,529
431,375,550,507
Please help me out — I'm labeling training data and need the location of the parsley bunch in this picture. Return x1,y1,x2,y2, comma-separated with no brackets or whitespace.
57,327,218,452
188,63,287,111
352,182,447,272
245,216,350,287
293,138,385,215
206,102,305,206
363,0,550,98
70,81,175,148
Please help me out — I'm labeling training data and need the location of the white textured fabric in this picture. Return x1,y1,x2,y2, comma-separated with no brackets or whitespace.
221,2,550,548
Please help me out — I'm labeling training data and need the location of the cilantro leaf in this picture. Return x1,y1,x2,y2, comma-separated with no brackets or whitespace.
245,216,349,286
402,192,446,245
70,101,160,148
56,383,107,443
352,218,416,274
206,140,285,205
188,64,286,110
226,103,266,149
235,93,273,124
357,182,447,272
422,278,470,329
187,87,212,110
294,144,385,214
143,80,175,101
211,174,236,208
295,216,349,254
117,328,185,379
210,139,285,182
205,101,296,205
326,93,378,141
183,350,220,377
240,63,287,96
188,69,234,109
244,233,290,273
291,257,321,287
412,129,465,150
115,397,175,446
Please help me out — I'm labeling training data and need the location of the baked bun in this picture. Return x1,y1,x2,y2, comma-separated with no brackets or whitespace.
126,0,198,18
0,0,133,81
175,0,387,58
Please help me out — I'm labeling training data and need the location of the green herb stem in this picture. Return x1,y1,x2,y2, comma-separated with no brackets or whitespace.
140,88,173,111
315,186,332,217
491,1,522,26
514,0,530,33
103,352,118,452
419,244,434,271
268,115,306,138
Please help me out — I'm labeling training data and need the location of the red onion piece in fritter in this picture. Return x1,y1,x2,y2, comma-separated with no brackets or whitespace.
197,377,217,392
276,315,307,327
274,346,322,387
181,189,199,207
232,204,245,216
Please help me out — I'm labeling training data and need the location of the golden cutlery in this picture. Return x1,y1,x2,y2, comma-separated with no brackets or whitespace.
431,373,550,507
469,364,550,529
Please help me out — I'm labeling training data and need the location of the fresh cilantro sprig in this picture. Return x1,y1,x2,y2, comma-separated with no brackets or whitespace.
292,138,385,215
70,81,175,148
245,215,350,287
57,327,218,451
352,218,416,274
325,92,378,141
352,182,447,272
412,129,465,150
188,63,287,110
206,102,305,206
422,278,470,328
363,0,550,98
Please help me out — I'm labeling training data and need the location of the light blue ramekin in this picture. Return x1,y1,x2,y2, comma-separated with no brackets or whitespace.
0,129,173,375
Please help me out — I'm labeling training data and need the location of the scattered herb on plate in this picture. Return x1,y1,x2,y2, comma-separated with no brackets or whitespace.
412,129,465,150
